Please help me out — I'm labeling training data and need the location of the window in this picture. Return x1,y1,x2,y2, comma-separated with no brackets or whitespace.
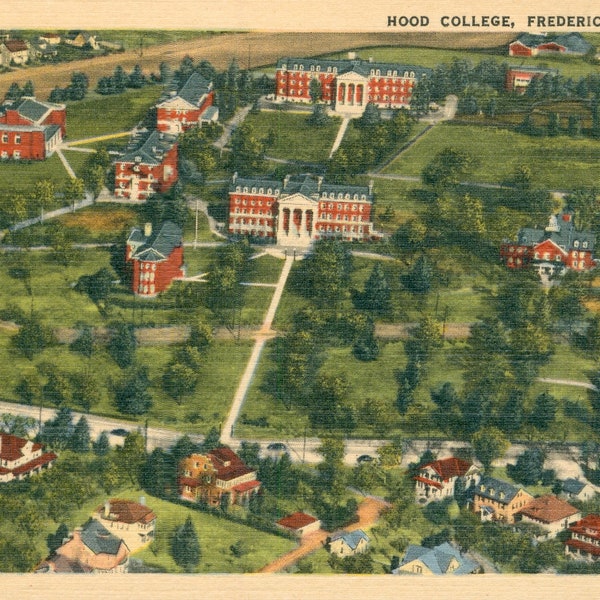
1,134,7,143
583,241,589,248
573,260,578,268
13,150,20,159
14,135,21,144
574,240,580,248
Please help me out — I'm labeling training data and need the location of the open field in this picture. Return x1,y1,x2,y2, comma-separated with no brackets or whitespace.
244,110,341,163
384,123,600,190
0,154,72,197
0,32,515,100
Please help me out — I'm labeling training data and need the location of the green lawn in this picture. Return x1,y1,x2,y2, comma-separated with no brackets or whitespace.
0,154,72,196
325,45,600,80
243,110,342,163
384,122,600,190
66,86,165,140
67,488,296,573
94,30,221,50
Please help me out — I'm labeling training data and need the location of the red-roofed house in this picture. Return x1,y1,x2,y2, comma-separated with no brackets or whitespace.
178,447,261,507
0,433,57,482
517,495,581,539
565,514,600,560
414,457,480,504
276,512,321,537
92,498,156,552
0,39,29,67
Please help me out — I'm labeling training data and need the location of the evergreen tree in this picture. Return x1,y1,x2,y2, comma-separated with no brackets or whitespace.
70,326,95,358
113,366,152,415
202,426,221,453
354,262,391,314
93,431,111,456
22,80,35,97
402,255,433,295
171,515,201,572
4,82,22,102
40,406,74,450
107,321,137,368
47,523,69,554
69,416,91,453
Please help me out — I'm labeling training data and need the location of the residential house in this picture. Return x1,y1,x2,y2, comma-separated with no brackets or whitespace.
276,512,321,538
125,221,185,297
393,542,480,575
329,530,370,557
414,456,480,504
0,433,57,483
565,514,600,560
500,210,597,276
0,39,29,67
517,494,581,539
178,447,261,507
114,128,178,201
509,33,593,57
561,478,596,503
228,172,378,247
471,476,534,524
63,31,98,49
0,96,66,160
92,498,156,552
39,33,61,45
504,66,558,94
275,54,431,115
156,71,218,134
36,519,130,573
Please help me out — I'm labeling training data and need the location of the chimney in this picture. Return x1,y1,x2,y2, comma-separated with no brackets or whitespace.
72,527,83,542
368,180,374,196
144,222,152,238
283,174,291,189
104,500,110,518
232,171,238,184
317,176,323,192
139,496,146,506
348,51,356,60
368,57,373,63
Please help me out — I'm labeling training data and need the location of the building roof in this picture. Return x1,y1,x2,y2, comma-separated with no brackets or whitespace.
516,211,596,252
230,173,373,201
507,65,559,75
231,479,261,493
177,72,211,105
276,56,431,80
562,478,590,495
518,495,579,524
330,529,369,550
119,128,177,166
419,457,473,481
568,514,600,540
565,538,600,557
208,446,255,482
414,475,442,490
397,542,479,575
474,476,526,505
512,32,592,54
96,499,156,525
44,124,61,141
2,39,28,52
80,519,126,556
11,451,57,475
13,97,64,124
0,433,42,461
128,221,182,263
0,123,45,133
277,512,319,530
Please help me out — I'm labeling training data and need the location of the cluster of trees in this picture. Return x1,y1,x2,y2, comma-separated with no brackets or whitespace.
178,122,223,184
96,64,147,95
4,80,35,102
328,107,414,179
81,147,112,198
47,72,89,102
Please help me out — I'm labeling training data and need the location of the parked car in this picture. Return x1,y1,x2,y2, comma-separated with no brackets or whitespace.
110,428,129,437
356,454,375,464
266,442,288,453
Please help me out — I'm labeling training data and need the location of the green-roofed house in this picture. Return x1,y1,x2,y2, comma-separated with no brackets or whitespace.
126,221,185,297
275,52,431,116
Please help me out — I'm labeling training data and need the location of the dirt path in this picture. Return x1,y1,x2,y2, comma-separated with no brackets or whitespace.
0,32,514,99
257,497,389,573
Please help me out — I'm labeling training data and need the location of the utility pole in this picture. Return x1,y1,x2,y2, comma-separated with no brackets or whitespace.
302,427,307,464
194,198,199,249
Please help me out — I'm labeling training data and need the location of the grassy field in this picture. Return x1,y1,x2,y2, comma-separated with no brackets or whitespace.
66,86,164,140
95,30,221,50
0,154,72,197
383,122,600,190
243,110,342,163
325,44,600,80
66,488,296,573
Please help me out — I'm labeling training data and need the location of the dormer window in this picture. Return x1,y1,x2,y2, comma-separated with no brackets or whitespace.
574,240,580,248
583,241,589,248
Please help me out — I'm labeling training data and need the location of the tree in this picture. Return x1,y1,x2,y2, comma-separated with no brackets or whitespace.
141,447,175,498
32,179,56,217
47,523,69,554
508,447,547,486
69,416,91,453
40,406,74,450
306,103,330,127
357,102,382,129
115,431,146,486
63,177,85,208
128,64,146,88
5,82,22,102
528,392,558,431
188,321,213,352
471,427,509,472
171,515,201,572
42,371,71,407
309,77,322,103
70,326,95,359
422,147,474,192
70,370,101,413
93,431,111,456
107,321,137,368
178,126,217,176
14,374,41,405
202,426,221,453
67,72,89,100
22,80,35,97
316,437,346,501
228,123,265,176
402,254,433,295
353,262,391,314
162,362,199,405
113,366,152,415
0,413,36,437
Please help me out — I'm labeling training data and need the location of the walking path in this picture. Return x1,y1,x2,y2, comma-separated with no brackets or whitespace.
328,117,350,158
55,148,76,179
214,105,253,151
221,255,294,444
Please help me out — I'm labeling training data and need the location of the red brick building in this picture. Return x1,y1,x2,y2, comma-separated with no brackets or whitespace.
114,129,178,201
156,72,218,134
126,221,185,297
504,66,558,94
228,173,377,247
0,97,66,160
0,433,57,483
565,514,600,560
509,33,592,57
178,447,261,507
275,55,430,115
500,210,597,277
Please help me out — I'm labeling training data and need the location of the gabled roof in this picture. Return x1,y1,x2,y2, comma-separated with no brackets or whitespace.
0,433,42,461
397,542,479,575
277,512,319,530
177,72,211,105
518,494,579,524
208,446,255,482
419,457,474,481
96,499,156,525
511,32,592,54
119,128,177,166
13,97,64,124
330,529,369,550
44,124,61,141
80,519,126,556
568,514,600,539
516,211,596,252
474,476,526,505
129,221,182,263
2,39,28,52
562,478,589,495
11,451,57,475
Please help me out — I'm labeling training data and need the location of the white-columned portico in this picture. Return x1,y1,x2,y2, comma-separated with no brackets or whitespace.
276,193,318,247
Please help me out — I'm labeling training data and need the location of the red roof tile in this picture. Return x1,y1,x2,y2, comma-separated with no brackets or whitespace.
421,457,473,481
569,514,600,540
518,495,579,524
3,40,28,52
277,512,319,530
232,480,261,493
0,434,28,461
413,475,443,490
95,499,156,525
11,451,57,475
178,476,199,488
565,538,600,556
208,447,256,482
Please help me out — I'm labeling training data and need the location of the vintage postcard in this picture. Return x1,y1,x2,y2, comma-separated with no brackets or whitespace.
1,0,600,597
